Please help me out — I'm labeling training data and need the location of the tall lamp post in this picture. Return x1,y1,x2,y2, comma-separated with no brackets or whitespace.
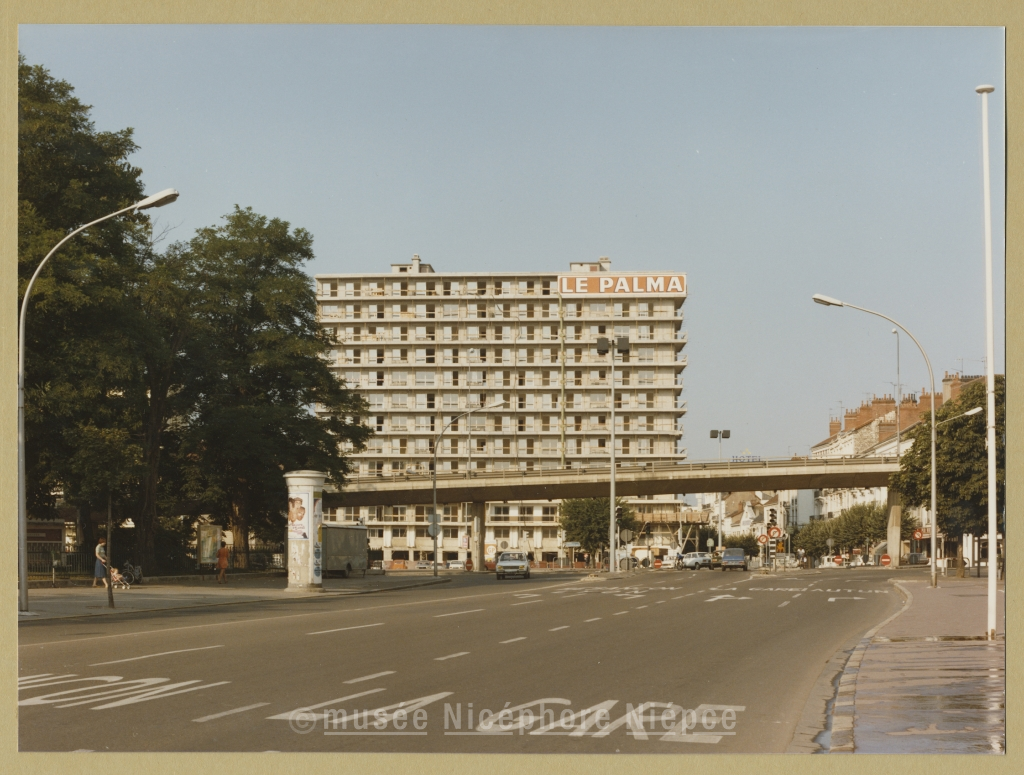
18,189,180,612
891,329,902,456
431,400,505,576
812,294,939,588
710,429,731,462
976,84,1000,641
598,336,629,572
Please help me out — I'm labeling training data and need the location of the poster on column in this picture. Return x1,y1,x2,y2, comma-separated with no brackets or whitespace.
312,491,323,581
287,492,310,539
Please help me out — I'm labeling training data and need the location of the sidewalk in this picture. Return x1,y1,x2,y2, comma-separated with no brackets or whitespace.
829,575,1005,754
17,574,451,622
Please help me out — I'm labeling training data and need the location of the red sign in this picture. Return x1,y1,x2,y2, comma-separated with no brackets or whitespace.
834,556,844,565
913,529,924,540
768,526,782,539
654,559,662,569
880,554,892,566
852,548,862,554
757,534,769,545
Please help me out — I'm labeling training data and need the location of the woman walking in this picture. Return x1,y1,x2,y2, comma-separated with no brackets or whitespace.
93,537,108,588
217,541,230,584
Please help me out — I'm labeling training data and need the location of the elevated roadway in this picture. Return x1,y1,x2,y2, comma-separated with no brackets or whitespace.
325,456,899,508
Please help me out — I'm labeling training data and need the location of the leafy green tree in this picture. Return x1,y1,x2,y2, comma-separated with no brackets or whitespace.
18,55,151,544
175,207,370,561
794,504,918,560
720,533,759,557
559,498,638,560
889,377,1005,539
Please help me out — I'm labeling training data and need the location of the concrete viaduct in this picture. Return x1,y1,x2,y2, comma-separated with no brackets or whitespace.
324,457,900,508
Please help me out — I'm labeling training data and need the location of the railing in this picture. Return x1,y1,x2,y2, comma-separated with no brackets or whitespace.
30,545,286,579
340,455,899,488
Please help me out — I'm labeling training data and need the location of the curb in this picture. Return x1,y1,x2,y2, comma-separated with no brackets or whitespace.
17,577,452,624
827,580,912,753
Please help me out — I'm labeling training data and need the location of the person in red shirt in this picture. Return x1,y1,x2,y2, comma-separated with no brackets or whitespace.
217,541,230,584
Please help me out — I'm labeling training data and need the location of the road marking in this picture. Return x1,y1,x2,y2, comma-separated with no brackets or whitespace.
344,671,396,684
778,601,789,608
309,622,384,635
89,645,223,666
435,652,470,661
512,600,543,606
828,597,865,602
193,703,269,722
705,595,752,603
613,611,629,616
500,637,526,644
655,601,666,604
514,593,541,598
549,626,569,631
585,617,602,622
792,594,802,598
434,609,484,618
267,688,385,719
635,605,648,609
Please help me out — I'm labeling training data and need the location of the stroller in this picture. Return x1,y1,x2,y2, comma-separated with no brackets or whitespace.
109,567,131,590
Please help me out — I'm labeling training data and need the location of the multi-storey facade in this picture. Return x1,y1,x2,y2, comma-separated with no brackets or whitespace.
315,256,689,564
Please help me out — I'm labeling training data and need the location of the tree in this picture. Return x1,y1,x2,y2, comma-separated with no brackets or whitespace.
794,505,919,560
559,498,638,559
175,207,370,561
889,377,1005,539
720,533,759,557
18,54,151,545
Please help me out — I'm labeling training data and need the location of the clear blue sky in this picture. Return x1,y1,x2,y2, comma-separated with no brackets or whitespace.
19,25,1006,461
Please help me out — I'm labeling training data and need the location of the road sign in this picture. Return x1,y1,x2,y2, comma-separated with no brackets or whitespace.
427,523,441,538
428,512,442,525
620,529,634,543
706,538,715,548
852,548,862,555
776,541,785,552
826,538,834,548
757,534,769,545
563,541,581,548
768,526,782,539
880,554,892,566
834,556,843,565
913,529,924,540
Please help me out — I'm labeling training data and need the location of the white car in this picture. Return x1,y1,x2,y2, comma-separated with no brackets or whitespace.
496,551,530,580
446,559,466,570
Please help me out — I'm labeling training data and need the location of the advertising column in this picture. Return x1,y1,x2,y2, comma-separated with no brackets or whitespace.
283,470,327,589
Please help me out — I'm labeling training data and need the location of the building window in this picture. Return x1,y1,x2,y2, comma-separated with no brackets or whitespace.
494,528,511,538
542,506,558,522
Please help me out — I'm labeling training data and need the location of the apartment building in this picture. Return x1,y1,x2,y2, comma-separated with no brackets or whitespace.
315,255,689,564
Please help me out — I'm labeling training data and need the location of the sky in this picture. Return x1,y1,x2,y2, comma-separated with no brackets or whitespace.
18,25,1006,461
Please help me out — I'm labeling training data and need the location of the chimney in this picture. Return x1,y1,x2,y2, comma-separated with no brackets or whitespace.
829,417,841,437
411,254,421,273
599,256,612,271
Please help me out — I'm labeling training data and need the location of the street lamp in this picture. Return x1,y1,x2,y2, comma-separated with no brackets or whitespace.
431,400,505,577
976,84,1000,641
18,189,180,612
936,406,983,428
709,429,731,462
597,336,629,572
892,329,902,456
812,293,939,588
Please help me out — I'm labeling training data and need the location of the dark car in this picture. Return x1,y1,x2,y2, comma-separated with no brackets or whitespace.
720,548,748,572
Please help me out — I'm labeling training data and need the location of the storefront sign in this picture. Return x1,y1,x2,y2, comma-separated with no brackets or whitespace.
557,274,686,295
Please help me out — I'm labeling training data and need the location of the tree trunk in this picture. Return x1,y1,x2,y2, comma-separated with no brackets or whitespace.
231,498,250,569
135,381,169,572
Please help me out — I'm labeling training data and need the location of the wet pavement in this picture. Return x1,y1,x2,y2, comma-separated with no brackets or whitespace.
830,575,1005,754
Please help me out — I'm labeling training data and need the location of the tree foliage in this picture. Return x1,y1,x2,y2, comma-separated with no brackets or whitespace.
793,503,919,559
18,57,369,570
559,498,638,557
888,377,1005,538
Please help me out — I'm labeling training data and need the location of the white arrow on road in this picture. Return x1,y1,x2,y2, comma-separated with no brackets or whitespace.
705,594,752,603
828,597,866,602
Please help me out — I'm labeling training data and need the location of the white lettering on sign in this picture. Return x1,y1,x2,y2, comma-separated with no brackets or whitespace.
557,274,686,295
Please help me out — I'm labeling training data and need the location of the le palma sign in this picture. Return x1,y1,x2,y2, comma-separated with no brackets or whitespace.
557,274,686,296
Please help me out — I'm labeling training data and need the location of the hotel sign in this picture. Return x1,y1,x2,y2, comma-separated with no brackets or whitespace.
557,274,686,296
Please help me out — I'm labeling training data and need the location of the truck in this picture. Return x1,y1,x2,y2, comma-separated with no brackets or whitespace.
321,524,369,578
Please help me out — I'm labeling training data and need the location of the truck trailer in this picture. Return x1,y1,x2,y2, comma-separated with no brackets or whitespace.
321,523,369,578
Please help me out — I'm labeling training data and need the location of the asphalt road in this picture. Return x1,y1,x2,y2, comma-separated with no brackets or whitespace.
18,567,907,753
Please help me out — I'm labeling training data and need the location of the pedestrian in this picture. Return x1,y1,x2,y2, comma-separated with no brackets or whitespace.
217,541,230,584
93,537,108,588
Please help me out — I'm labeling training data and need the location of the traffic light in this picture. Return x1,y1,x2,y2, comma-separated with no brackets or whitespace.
615,506,623,521
768,508,778,528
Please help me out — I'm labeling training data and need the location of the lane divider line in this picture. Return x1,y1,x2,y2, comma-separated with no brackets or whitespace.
193,703,269,722
344,671,396,684
613,611,629,616
512,600,543,606
435,652,470,661
549,626,569,632
778,601,790,608
267,688,385,719
434,609,484,618
500,637,526,644
309,622,384,636
89,645,223,667
585,617,602,622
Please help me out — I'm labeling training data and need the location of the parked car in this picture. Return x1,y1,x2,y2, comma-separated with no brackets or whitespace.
496,551,530,580
710,550,723,569
415,560,432,570
720,548,748,572
678,552,713,570
446,559,466,570
907,552,930,565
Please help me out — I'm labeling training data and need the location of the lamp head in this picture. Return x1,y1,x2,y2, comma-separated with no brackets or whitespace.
812,294,843,307
964,407,983,416
134,188,180,210
975,85,995,94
